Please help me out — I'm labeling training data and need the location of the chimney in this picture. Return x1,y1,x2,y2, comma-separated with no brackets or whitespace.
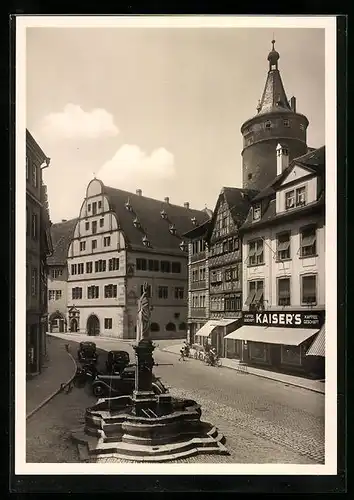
136,189,142,196
276,144,289,175
184,202,190,209
290,96,296,112
164,197,170,204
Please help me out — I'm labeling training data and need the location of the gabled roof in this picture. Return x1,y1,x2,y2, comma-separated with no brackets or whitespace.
103,185,210,253
252,146,325,201
47,218,78,265
182,218,212,240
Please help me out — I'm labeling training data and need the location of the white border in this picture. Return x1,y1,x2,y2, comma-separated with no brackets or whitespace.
16,15,337,476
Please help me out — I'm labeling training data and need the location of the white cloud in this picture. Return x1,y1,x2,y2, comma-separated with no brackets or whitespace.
96,144,175,192
38,104,119,139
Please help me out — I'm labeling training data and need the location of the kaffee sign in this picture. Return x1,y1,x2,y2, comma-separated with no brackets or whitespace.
242,311,324,328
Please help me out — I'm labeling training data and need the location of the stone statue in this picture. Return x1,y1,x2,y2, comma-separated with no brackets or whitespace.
136,282,150,342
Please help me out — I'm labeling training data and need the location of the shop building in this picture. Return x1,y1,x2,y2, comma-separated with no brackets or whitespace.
47,218,77,332
65,178,209,339
26,129,53,377
224,145,325,377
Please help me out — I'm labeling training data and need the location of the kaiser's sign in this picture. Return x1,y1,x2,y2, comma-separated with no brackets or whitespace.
242,311,324,328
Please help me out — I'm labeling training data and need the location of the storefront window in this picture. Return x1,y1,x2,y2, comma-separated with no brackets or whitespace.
225,339,241,359
281,345,302,366
249,342,269,363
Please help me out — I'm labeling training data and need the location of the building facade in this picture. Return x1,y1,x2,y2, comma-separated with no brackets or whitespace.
59,178,209,339
26,130,52,377
241,40,309,192
224,146,325,376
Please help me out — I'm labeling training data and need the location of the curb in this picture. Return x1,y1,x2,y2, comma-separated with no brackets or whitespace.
26,349,78,420
160,347,325,395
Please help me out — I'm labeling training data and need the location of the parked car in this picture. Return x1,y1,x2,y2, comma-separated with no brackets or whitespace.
77,341,98,364
91,365,168,398
105,350,131,374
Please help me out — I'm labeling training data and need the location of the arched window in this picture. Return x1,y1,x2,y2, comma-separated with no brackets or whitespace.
265,120,272,129
150,322,160,332
166,322,176,332
179,322,186,331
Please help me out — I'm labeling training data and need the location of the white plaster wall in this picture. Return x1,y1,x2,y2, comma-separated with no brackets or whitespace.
76,305,125,338
277,177,318,214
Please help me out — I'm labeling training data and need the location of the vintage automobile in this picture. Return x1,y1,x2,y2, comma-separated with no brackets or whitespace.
77,341,98,364
105,350,131,374
91,365,168,398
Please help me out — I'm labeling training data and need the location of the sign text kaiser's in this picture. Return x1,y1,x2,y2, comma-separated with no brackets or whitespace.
242,311,324,328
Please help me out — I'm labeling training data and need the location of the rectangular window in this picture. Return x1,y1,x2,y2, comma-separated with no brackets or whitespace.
71,264,77,275
87,285,99,299
174,287,184,299
108,258,119,271
171,261,181,273
296,186,307,206
77,263,84,274
245,280,264,307
225,268,232,281
72,287,82,300
87,204,91,212
31,213,38,240
136,258,147,271
301,275,317,305
285,190,295,210
231,266,239,281
140,284,152,298
104,284,118,298
103,236,111,247
55,290,62,300
277,232,291,260
95,260,106,272
100,218,104,227
85,222,90,231
48,290,55,301
92,220,97,234
104,318,113,329
248,239,264,266
283,119,290,127
253,204,261,221
32,163,37,187
86,261,93,273
51,268,63,279
92,202,97,215
92,240,97,250
98,201,102,209
300,226,317,257
80,241,86,251
278,277,291,306
31,268,37,296
161,261,171,273
158,286,168,299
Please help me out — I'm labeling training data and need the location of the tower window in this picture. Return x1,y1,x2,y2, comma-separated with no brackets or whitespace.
283,119,290,127
248,173,253,180
300,124,305,131
265,121,272,129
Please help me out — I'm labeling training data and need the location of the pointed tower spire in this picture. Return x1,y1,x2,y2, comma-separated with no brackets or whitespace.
256,40,291,115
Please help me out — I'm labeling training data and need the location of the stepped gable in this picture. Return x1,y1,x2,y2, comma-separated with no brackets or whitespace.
47,218,78,265
103,185,210,252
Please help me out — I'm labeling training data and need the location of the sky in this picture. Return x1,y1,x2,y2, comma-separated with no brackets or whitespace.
26,25,325,223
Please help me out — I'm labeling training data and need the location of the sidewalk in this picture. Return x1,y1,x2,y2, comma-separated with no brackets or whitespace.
161,343,325,395
26,335,77,418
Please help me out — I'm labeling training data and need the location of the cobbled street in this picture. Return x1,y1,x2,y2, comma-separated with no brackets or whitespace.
27,337,324,464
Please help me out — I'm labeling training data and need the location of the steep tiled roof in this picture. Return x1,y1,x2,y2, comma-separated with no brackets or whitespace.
252,146,325,202
257,68,292,116
223,187,259,222
103,186,210,253
182,218,212,239
47,218,78,265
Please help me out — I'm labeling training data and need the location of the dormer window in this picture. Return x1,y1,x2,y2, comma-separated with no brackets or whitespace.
133,217,141,228
285,190,295,209
296,186,306,206
191,217,197,225
169,224,176,235
285,186,307,210
179,240,188,252
253,204,261,221
160,209,167,219
142,235,151,247
125,199,132,211
265,120,272,129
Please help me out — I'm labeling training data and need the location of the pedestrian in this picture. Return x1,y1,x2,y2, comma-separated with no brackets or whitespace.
179,345,185,361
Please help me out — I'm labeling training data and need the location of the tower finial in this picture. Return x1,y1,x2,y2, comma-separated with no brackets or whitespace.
271,38,275,50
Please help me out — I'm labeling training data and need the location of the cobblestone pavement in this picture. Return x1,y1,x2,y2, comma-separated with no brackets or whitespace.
27,336,324,464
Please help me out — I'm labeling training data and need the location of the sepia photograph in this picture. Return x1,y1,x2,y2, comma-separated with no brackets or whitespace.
16,15,338,477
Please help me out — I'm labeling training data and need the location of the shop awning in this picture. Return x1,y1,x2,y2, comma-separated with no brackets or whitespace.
306,325,325,356
224,326,319,346
195,319,237,337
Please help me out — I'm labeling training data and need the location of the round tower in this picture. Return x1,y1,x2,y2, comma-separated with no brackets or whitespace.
241,40,309,191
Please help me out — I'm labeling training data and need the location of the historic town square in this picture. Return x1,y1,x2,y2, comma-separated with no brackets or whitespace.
23,20,330,469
